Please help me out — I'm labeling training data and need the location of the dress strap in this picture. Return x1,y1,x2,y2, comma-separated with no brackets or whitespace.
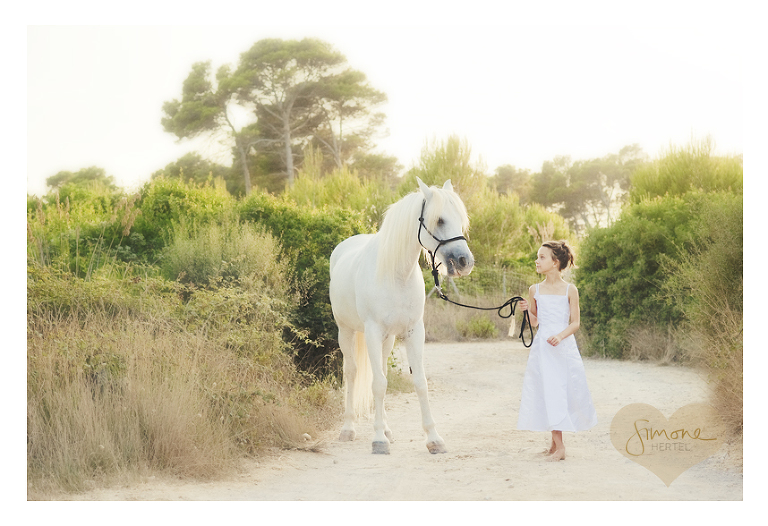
564,283,570,296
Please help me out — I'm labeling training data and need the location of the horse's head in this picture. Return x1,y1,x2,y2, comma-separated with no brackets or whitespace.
417,178,474,278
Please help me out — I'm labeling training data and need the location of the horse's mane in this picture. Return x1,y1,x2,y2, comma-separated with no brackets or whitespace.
375,186,469,282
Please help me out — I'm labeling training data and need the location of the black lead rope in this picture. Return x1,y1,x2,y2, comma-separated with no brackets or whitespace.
429,268,534,348
418,200,534,348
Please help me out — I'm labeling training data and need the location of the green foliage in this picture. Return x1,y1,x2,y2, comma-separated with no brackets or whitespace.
492,164,533,203
530,145,647,233
133,176,233,260
233,38,381,186
456,315,500,339
45,166,118,192
163,40,389,192
629,138,742,203
663,194,743,433
27,264,158,320
349,152,403,187
162,217,292,298
661,194,743,327
27,259,331,495
161,61,228,140
238,191,371,373
161,60,257,194
286,147,395,227
661,194,743,353
152,152,234,192
399,135,487,198
27,187,143,277
575,191,739,358
465,187,526,267
464,186,572,272
577,138,743,361
310,67,388,168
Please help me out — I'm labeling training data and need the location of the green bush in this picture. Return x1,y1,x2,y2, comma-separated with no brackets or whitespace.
27,189,144,277
238,192,371,373
661,195,743,432
162,217,288,289
629,138,742,203
456,314,499,339
398,135,487,198
285,147,394,228
133,177,233,261
27,264,333,496
575,191,740,358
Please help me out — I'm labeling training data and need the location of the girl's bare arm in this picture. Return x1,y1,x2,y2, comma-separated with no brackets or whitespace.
520,284,538,328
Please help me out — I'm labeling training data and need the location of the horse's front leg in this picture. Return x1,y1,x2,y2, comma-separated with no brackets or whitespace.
381,334,396,443
404,321,447,454
365,324,390,454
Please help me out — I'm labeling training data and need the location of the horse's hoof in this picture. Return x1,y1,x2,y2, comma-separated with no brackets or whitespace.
339,429,356,442
372,441,391,455
385,429,394,442
427,441,447,454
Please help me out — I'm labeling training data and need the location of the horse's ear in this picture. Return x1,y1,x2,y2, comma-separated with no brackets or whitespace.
442,180,454,192
417,177,433,199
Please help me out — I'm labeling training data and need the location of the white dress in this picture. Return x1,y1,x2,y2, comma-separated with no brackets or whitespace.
517,283,598,432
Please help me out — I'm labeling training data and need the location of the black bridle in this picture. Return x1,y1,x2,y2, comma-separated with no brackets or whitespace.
418,200,534,348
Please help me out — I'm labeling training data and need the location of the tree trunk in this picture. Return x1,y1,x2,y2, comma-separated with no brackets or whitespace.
283,114,295,187
331,130,342,169
237,137,252,195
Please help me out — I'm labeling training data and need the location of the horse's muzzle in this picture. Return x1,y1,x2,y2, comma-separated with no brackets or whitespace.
444,251,474,277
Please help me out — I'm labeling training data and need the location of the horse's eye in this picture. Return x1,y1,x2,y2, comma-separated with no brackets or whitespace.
437,218,445,226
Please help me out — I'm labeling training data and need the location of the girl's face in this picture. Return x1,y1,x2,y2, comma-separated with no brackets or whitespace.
535,247,559,274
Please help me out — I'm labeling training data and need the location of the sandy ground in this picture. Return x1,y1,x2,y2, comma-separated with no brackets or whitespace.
73,340,742,501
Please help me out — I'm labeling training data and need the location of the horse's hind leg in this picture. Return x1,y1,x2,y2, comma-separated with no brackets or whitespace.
338,326,357,441
404,322,447,454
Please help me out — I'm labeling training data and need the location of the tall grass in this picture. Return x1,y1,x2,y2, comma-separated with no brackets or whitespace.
286,146,394,228
629,137,743,203
27,225,339,498
662,197,743,435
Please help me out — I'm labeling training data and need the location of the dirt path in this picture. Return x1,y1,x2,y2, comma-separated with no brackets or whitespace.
76,341,742,501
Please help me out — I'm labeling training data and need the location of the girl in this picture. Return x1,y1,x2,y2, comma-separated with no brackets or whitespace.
517,241,597,461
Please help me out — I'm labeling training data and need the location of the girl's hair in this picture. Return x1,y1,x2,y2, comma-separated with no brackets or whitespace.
542,240,575,271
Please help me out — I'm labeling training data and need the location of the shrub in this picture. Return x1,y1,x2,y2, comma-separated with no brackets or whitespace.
133,177,233,261
398,135,488,199
161,216,290,292
27,262,337,497
27,189,143,277
629,137,742,203
286,147,394,228
238,192,371,373
575,191,738,358
661,195,743,433
456,314,500,339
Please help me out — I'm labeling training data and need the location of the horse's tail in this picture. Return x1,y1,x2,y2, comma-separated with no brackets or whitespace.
351,331,373,419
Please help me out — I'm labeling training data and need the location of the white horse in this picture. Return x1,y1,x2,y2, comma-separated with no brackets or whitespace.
329,178,474,454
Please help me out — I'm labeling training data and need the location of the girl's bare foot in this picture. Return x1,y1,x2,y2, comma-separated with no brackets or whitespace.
547,449,566,461
541,440,556,455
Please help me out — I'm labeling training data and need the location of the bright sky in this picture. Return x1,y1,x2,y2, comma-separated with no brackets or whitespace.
26,22,743,196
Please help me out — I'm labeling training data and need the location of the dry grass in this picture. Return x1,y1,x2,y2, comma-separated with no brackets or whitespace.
423,291,523,342
27,307,339,499
626,324,698,365
697,310,743,436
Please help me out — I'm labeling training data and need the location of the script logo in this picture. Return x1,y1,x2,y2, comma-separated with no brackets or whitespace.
610,403,724,486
